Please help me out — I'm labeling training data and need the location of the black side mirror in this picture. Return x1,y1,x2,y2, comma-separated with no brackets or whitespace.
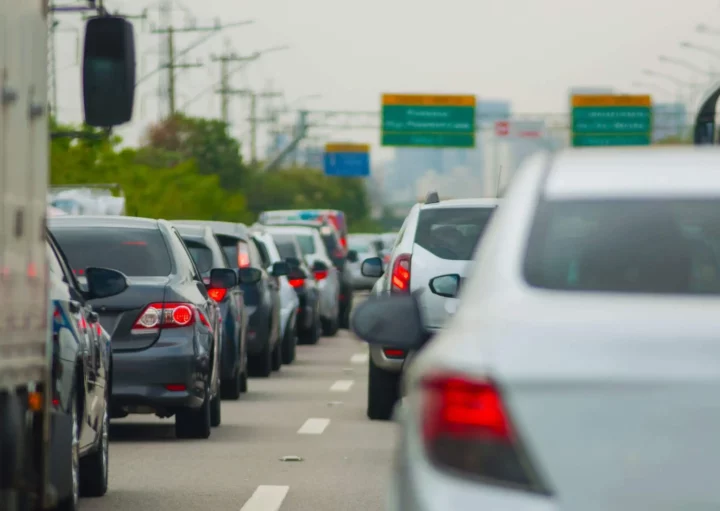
351,294,425,350
361,257,384,278
347,249,359,263
84,267,128,300
210,268,237,289
288,267,308,281
271,261,289,277
87,311,99,324
311,260,329,272
428,274,461,298
83,16,136,127
285,256,301,268
238,267,262,284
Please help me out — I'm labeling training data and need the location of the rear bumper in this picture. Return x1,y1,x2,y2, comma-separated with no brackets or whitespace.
370,344,405,373
110,333,207,416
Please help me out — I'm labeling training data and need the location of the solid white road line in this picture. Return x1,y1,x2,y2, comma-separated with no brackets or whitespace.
297,418,330,435
350,353,369,364
330,380,354,392
239,485,289,511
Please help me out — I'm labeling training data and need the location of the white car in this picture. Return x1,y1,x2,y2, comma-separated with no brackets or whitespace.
347,233,383,290
352,147,720,511
251,228,301,364
262,225,340,336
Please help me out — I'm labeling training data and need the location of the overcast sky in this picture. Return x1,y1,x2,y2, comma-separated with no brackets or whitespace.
54,0,720,160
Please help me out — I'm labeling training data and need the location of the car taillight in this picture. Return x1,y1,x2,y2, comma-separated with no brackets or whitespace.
95,323,102,336
238,243,251,268
288,278,304,288
207,288,227,302
421,373,548,494
78,315,88,332
131,302,197,334
314,270,328,281
340,237,347,249
383,348,405,358
391,253,411,293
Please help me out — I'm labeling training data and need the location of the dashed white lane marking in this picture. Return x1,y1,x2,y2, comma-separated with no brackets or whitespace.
330,380,354,392
239,485,289,511
297,418,330,435
350,353,369,364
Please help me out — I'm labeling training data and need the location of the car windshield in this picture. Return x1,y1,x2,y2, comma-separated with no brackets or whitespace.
415,207,495,261
182,239,213,274
524,199,720,294
52,227,172,277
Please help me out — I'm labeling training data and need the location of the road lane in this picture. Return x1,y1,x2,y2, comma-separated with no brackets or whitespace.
82,326,396,511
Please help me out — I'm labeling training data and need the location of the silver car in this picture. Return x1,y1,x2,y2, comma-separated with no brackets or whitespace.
347,233,383,290
352,146,720,511
361,195,499,420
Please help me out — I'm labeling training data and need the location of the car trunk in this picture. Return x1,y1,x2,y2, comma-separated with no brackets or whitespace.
87,276,169,351
486,297,720,511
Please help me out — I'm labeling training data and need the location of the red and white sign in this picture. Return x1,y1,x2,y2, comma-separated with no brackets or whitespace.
518,130,541,138
494,121,510,137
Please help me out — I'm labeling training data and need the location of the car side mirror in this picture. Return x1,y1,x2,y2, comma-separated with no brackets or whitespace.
238,267,262,284
428,274,461,298
83,267,128,300
210,268,237,289
360,257,384,278
346,249,359,263
83,16,136,127
271,261,289,277
351,294,425,350
285,256,301,268
288,267,308,281
87,311,99,324
311,260,329,272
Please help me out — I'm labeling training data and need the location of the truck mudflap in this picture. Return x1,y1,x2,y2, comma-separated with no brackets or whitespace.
48,410,74,506
0,391,25,493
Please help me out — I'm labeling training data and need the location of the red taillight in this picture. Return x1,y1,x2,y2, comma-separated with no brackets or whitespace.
73,268,85,275
165,384,186,392
78,316,88,331
238,242,251,268
207,288,227,302
131,302,197,333
95,323,102,336
340,237,347,249
391,254,411,293
383,348,405,358
288,278,304,288
314,270,328,281
420,373,545,492
52,398,60,407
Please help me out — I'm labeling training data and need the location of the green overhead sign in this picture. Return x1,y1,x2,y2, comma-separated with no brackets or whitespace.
571,94,652,147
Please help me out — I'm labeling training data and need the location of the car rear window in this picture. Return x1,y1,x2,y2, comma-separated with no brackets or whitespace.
415,207,495,261
183,239,213,274
523,199,720,294
274,237,299,260
292,234,315,255
52,227,172,277
215,234,250,267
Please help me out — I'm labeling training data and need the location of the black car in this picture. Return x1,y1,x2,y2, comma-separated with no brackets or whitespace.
271,233,322,344
172,221,286,377
174,224,248,400
49,216,256,440
47,230,129,509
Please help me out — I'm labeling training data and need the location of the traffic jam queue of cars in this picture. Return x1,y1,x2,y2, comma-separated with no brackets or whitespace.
350,147,720,510
45,208,353,508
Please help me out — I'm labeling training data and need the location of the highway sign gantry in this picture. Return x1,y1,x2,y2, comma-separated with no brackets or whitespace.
323,143,370,177
381,94,476,148
571,94,652,147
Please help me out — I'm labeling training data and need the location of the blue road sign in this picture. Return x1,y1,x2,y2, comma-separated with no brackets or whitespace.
323,143,370,177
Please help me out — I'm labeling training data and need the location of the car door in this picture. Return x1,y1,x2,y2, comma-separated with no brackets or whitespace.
253,236,281,341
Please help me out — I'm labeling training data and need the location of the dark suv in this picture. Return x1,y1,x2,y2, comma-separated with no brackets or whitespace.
173,221,286,377
174,224,248,399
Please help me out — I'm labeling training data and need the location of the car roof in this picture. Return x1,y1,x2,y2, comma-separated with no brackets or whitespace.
544,147,720,199
173,224,207,237
420,198,500,210
264,225,317,236
49,215,161,229
173,220,249,239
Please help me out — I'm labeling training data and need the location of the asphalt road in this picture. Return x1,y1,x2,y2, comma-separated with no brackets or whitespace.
82,309,395,511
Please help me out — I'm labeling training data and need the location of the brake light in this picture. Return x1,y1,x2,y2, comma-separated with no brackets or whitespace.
131,302,198,333
383,348,405,358
314,270,328,281
165,384,186,392
207,288,227,302
391,253,411,293
421,373,547,493
95,323,102,336
237,242,251,268
288,278,304,288
73,268,85,275
78,315,87,331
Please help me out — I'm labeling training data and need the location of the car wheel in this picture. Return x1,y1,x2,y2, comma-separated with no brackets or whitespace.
281,324,297,364
79,391,109,498
221,367,242,400
339,300,352,329
248,340,272,377
56,389,80,511
175,384,211,439
271,338,282,371
210,393,222,427
321,315,339,337
239,355,249,393
367,357,400,421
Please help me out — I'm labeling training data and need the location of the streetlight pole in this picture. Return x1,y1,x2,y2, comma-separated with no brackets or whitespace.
658,55,714,76
631,80,674,96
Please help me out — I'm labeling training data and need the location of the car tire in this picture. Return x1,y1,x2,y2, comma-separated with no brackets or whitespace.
221,367,242,400
339,300,352,329
367,357,400,421
249,341,272,377
239,361,249,393
175,385,211,439
79,391,109,498
271,339,282,371
281,324,297,364
56,388,80,511
321,315,339,337
210,393,222,427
